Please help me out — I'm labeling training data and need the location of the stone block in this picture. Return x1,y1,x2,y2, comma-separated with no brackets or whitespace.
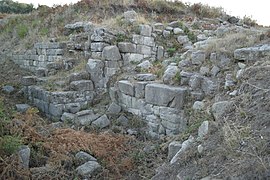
145,83,188,109
70,80,94,91
107,102,121,114
191,51,206,65
140,24,152,36
118,42,136,53
102,46,121,61
118,80,134,96
137,45,152,55
134,82,148,98
91,115,110,129
86,59,105,88
91,42,109,52
21,76,37,86
49,103,63,118
168,141,182,160
75,110,100,126
76,161,101,178
135,74,156,81
157,46,164,60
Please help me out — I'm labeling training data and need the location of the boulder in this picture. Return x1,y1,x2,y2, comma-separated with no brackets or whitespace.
234,44,270,61
107,102,121,114
135,74,156,81
162,65,179,85
136,60,152,70
192,101,205,110
123,10,138,23
91,42,109,52
173,28,184,35
168,141,182,160
76,161,101,178
75,110,100,126
212,101,234,121
16,104,31,113
64,21,93,35
18,145,30,169
102,46,121,61
170,136,195,164
92,115,110,129
2,85,15,94
191,51,206,65
61,112,77,122
75,151,97,164
198,121,209,139
65,103,81,114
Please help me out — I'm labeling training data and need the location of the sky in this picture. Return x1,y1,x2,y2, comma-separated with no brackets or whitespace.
16,0,270,26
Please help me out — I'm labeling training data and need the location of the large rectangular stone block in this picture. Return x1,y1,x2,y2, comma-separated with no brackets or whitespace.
137,45,151,55
118,42,136,53
145,83,188,109
118,80,135,96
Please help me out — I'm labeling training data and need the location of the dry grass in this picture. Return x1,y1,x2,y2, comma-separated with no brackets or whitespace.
200,31,261,55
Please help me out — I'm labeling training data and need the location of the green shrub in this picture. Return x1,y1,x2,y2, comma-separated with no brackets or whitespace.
167,47,176,57
0,135,23,155
17,24,28,39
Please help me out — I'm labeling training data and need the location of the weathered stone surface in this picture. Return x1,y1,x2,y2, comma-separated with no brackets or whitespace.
76,161,101,178
18,146,30,169
68,71,90,83
16,104,31,113
189,74,203,90
191,51,206,65
211,66,220,77
170,136,195,164
2,85,15,94
118,80,134,96
21,76,37,86
91,42,109,52
123,53,144,63
172,27,183,34
168,141,182,160
157,46,164,60
61,112,77,122
118,42,136,53
159,107,187,132
177,35,189,44
197,144,204,154
116,115,129,126
92,115,110,129
123,10,138,23
137,60,152,70
212,101,234,121
70,80,94,91
224,74,236,89
192,101,205,110
49,104,63,118
64,21,93,35
137,45,151,55
140,24,152,36
198,121,209,139
200,66,210,76
163,65,179,85
134,82,148,98
135,74,156,81
75,151,97,164
163,30,171,37
102,46,121,61
86,59,104,88
75,110,100,126
234,44,270,61
107,102,121,114
145,84,188,109
66,103,81,113
201,78,217,95
180,71,193,85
